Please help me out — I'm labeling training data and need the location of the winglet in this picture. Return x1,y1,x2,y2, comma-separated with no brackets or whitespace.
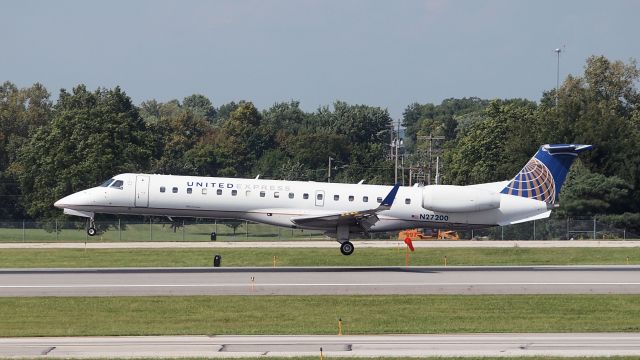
380,183,400,208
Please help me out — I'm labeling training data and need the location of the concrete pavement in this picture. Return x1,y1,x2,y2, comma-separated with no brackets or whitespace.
2,333,640,357
1,265,639,296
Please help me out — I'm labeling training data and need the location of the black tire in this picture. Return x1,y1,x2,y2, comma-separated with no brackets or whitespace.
87,227,97,236
340,241,354,256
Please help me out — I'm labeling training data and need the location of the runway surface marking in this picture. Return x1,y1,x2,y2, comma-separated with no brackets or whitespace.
1,265,639,295
2,334,640,357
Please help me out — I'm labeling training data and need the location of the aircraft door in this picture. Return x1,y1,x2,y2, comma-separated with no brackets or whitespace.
315,190,324,207
135,175,150,207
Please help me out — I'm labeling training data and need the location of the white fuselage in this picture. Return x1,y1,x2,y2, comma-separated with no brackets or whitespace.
55,173,551,234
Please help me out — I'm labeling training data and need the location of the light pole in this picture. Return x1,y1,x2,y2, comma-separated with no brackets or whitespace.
555,47,562,107
394,138,399,184
393,121,403,184
328,157,333,183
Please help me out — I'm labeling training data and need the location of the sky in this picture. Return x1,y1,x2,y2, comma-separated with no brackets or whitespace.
1,0,638,118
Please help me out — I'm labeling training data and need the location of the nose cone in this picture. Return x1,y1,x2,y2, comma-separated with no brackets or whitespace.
54,195,70,209
54,191,90,209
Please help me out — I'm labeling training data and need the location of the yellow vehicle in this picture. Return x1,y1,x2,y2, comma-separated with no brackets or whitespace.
398,229,459,241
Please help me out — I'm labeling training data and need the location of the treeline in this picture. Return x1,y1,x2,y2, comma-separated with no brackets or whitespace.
1,55,639,231
0,85,394,219
402,56,640,230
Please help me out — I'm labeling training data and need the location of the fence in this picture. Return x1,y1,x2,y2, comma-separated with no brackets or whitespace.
0,219,327,242
0,217,636,242
461,218,637,241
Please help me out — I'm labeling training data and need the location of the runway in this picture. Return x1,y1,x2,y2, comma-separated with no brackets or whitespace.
2,333,640,357
1,265,639,296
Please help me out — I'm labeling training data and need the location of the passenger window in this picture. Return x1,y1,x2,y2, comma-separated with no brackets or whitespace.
333,195,339,201
187,188,193,194
288,192,294,199
317,193,323,200
202,188,207,195
232,190,237,196
405,198,411,204
376,197,382,203
348,195,354,202
363,196,368,202
216,189,222,195
274,192,280,198
172,187,178,193
260,191,266,197
303,193,309,199
160,186,166,193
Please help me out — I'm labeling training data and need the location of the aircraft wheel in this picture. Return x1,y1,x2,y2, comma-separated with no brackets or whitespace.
340,241,354,256
87,227,97,236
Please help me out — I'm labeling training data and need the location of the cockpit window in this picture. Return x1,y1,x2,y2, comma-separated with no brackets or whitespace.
110,180,124,189
100,179,114,187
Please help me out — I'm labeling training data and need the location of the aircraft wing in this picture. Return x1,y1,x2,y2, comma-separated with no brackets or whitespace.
290,183,400,231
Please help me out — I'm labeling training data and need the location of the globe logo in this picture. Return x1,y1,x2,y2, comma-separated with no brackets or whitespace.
503,158,556,204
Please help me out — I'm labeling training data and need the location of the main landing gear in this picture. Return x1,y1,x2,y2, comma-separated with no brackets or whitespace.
337,224,354,255
339,241,354,256
87,218,97,236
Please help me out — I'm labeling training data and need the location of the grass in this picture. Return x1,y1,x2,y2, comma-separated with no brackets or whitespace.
0,222,326,242
0,247,638,268
0,295,639,337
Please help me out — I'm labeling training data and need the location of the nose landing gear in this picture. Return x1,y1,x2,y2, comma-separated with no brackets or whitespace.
87,218,97,236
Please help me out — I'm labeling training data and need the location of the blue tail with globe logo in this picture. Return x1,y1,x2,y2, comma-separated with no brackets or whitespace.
500,144,592,205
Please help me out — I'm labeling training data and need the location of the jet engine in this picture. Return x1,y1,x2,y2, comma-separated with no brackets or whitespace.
422,185,501,213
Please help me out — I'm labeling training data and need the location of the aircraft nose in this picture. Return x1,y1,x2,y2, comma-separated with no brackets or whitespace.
54,191,88,209
54,194,71,209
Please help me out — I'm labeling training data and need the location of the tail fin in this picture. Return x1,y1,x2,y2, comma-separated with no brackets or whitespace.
500,144,592,205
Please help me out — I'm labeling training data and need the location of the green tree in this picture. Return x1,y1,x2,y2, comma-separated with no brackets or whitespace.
183,94,216,122
148,110,211,175
402,98,488,152
212,101,240,125
253,149,290,179
182,141,221,176
541,56,640,213
139,99,162,124
558,161,632,217
16,85,150,218
282,133,349,181
260,101,307,150
217,102,265,176
0,82,52,219
444,100,538,185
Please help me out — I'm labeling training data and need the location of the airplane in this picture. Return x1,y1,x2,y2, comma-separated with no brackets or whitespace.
54,143,591,255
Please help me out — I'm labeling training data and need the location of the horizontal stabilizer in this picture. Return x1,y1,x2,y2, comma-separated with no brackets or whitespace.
498,210,552,226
